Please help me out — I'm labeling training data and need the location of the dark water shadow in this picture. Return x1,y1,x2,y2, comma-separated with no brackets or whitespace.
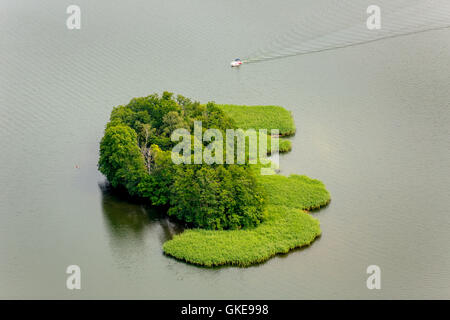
98,181,184,245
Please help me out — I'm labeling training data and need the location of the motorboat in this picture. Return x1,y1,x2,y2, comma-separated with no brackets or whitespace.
230,58,243,67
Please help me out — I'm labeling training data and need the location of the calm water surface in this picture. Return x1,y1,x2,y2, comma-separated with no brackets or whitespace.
1,0,449,298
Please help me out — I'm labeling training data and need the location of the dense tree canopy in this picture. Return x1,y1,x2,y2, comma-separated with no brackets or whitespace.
169,164,265,230
98,124,146,195
98,92,266,230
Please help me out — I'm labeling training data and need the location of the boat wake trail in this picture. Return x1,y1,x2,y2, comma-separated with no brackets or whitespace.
242,0,450,64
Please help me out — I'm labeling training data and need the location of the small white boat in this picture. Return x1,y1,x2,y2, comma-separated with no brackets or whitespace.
230,58,243,67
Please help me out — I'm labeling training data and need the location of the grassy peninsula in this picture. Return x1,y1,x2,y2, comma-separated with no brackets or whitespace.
218,104,294,153
217,105,296,136
163,205,320,267
258,174,330,210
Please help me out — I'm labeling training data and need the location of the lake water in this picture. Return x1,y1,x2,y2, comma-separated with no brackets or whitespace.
1,0,449,299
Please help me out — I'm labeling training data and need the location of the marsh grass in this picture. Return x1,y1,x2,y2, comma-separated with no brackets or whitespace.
258,174,331,210
219,104,293,154
278,138,292,153
163,205,320,267
218,104,296,136
256,131,292,155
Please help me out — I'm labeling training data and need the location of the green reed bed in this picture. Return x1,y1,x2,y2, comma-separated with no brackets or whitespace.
163,205,321,267
278,138,292,153
257,174,331,210
218,105,296,136
219,104,294,154
257,131,292,154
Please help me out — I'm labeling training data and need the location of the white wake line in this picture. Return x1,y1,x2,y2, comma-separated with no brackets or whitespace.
243,24,450,64
243,1,450,64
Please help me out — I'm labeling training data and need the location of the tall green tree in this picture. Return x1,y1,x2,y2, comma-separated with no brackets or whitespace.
98,124,146,195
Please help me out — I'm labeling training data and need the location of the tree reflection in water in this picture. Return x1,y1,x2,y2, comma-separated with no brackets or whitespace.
99,181,184,251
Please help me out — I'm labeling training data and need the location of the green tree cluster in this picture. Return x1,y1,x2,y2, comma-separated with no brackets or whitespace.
98,92,266,230
169,164,265,230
